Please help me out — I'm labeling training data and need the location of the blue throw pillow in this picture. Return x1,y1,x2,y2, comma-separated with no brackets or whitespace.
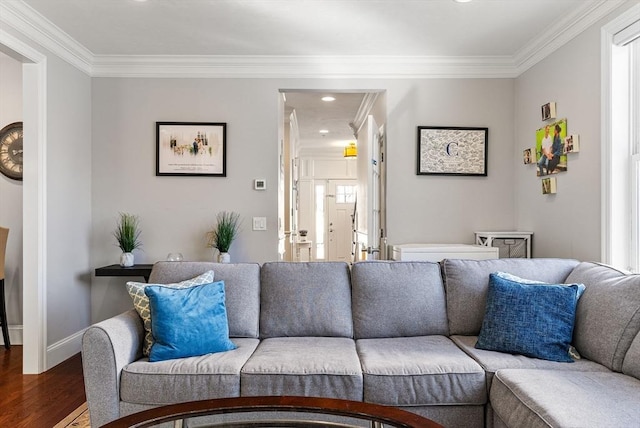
145,280,237,362
475,272,585,362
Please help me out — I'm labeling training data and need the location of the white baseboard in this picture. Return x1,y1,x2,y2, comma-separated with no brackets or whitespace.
0,325,23,346
0,325,86,370
46,328,86,370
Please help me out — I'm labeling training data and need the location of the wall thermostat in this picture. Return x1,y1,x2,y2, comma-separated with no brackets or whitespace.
254,179,266,190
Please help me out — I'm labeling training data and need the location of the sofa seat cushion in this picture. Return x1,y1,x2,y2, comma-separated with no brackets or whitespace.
120,338,259,405
356,336,486,406
240,337,362,400
491,369,640,428
452,336,609,389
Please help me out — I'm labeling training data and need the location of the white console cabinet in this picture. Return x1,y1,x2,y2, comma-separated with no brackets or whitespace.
391,244,499,262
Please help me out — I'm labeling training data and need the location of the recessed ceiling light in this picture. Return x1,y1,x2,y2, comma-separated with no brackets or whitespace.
322,96,336,102
319,129,330,134
453,0,472,3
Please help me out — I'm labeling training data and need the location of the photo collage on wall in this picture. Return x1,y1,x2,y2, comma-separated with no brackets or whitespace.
522,102,580,195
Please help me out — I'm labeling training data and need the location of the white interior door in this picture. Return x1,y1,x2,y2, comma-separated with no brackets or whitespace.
356,115,381,260
326,180,357,262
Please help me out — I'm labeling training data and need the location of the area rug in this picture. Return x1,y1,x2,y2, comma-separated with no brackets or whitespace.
54,402,90,428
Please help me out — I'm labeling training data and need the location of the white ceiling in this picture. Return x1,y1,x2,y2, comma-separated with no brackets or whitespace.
3,0,626,153
16,0,612,57
284,91,367,152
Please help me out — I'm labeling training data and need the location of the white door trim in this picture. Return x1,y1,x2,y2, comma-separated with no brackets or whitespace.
0,29,48,374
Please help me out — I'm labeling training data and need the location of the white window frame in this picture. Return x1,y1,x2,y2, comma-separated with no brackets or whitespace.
602,4,640,272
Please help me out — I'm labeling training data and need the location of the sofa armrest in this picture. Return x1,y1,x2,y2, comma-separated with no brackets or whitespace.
82,309,144,427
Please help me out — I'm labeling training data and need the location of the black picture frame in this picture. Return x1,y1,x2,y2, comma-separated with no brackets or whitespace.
417,126,488,176
156,122,227,177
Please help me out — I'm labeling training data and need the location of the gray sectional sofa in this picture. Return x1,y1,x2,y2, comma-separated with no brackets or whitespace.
82,259,640,427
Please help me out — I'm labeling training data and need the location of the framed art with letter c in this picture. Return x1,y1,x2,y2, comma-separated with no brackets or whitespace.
417,126,488,176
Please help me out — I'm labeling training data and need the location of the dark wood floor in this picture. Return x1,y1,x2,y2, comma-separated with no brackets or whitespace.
0,346,86,427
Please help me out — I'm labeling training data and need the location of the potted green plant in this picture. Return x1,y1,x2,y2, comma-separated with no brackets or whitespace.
207,211,241,263
113,212,142,267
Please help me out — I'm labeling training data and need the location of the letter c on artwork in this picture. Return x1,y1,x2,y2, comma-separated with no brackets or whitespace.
446,142,459,156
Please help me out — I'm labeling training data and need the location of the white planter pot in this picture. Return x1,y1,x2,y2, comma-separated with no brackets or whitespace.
120,252,135,267
218,252,231,263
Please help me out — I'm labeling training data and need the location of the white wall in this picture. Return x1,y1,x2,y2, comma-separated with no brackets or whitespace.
90,77,517,321
0,51,23,343
513,3,636,261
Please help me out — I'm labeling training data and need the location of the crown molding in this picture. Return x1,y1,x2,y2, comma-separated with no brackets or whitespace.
0,1,519,78
514,0,627,74
0,1,92,74
0,28,45,63
1,0,630,79
90,54,519,79
352,92,381,137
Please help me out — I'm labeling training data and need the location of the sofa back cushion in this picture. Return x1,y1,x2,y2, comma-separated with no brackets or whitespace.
351,261,448,339
623,331,640,380
443,258,580,335
260,262,353,338
566,262,640,371
148,262,260,338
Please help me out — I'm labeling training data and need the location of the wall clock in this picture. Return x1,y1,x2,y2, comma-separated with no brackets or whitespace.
0,122,23,181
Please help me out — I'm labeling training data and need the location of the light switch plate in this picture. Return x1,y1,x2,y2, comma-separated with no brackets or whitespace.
252,217,267,231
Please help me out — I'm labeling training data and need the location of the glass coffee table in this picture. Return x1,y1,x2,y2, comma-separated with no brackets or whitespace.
102,396,442,428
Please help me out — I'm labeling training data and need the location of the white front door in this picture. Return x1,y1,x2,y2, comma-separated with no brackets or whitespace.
325,180,357,262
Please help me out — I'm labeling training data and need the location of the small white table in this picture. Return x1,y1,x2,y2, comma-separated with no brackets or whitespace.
295,240,313,262
474,231,533,258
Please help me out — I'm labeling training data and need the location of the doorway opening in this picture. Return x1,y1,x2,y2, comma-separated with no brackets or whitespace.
0,35,48,373
314,180,357,262
278,90,387,263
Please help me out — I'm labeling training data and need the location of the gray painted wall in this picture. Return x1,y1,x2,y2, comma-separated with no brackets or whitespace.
384,79,516,245
0,25,93,357
44,53,93,346
91,78,280,322
513,7,629,261
90,77,516,321
0,51,23,337
4,1,635,358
